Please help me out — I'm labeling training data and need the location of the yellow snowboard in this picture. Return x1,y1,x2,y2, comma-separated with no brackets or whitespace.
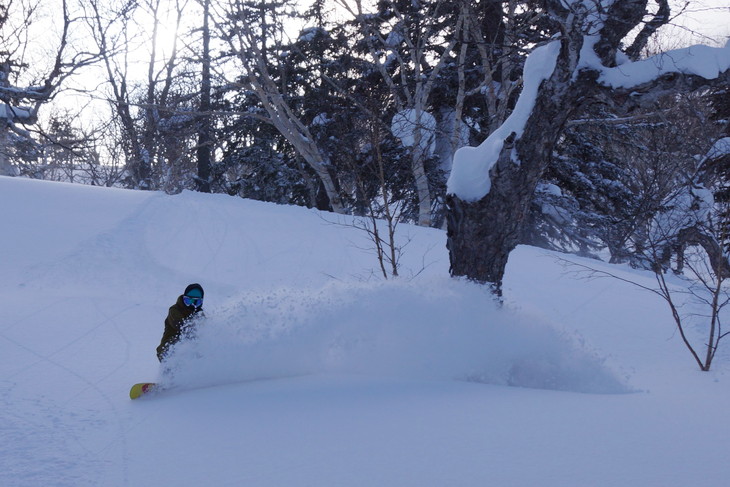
129,382,158,399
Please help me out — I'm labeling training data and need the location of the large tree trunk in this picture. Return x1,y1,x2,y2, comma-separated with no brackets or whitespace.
446,36,583,291
443,0,703,292
445,97,576,292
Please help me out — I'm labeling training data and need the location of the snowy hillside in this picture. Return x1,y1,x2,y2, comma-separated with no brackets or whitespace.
2,176,729,486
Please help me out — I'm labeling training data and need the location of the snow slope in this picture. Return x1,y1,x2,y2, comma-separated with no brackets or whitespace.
1,176,729,486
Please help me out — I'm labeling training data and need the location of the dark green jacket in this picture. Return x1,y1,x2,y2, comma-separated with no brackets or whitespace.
156,296,203,361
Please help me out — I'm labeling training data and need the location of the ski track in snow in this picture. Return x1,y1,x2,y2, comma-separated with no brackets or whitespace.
3,177,730,486
0,315,130,486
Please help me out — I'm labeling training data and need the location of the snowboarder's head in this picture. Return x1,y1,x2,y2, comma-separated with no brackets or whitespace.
182,283,204,309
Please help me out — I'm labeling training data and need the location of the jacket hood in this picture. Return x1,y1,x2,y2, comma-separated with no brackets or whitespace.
184,283,204,298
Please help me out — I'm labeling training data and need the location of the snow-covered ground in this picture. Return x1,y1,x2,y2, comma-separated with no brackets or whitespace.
2,176,729,486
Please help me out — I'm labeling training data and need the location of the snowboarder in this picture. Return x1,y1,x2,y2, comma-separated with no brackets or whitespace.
156,283,205,361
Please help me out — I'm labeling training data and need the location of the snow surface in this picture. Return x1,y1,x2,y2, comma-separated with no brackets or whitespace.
447,41,561,201
706,137,730,160
651,184,714,244
599,40,730,88
0,103,33,122
2,176,730,486
572,2,730,87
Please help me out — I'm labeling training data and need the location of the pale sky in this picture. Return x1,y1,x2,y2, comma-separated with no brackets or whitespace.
665,0,730,46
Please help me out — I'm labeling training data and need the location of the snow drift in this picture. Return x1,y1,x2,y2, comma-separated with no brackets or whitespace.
5,176,730,487
164,278,628,394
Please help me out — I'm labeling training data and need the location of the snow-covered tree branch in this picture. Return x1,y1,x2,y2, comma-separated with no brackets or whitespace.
445,0,730,295
0,0,100,176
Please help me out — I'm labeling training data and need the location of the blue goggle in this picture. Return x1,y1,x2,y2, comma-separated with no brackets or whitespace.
183,296,203,308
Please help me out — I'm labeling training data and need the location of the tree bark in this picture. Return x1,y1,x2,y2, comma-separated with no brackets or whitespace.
196,0,212,193
445,0,729,292
447,30,586,290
